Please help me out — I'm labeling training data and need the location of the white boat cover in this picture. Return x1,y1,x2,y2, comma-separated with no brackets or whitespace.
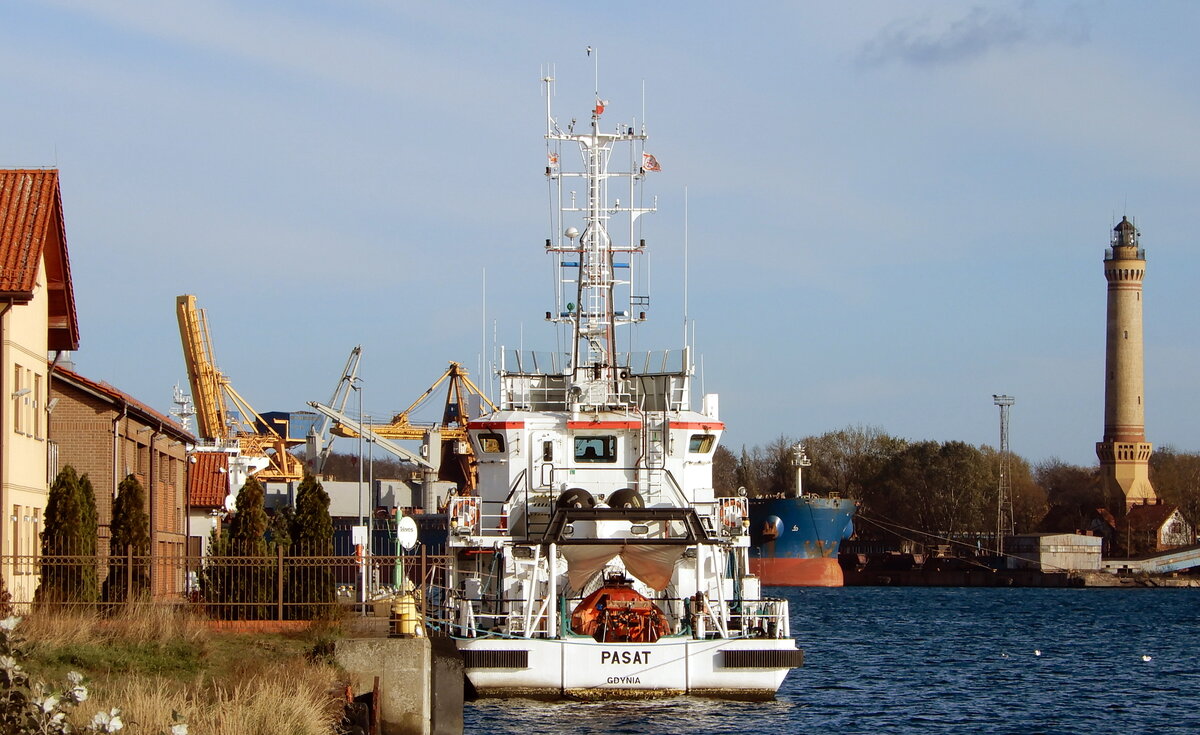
560,543,688,591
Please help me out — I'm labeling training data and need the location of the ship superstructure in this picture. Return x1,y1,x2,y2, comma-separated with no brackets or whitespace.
433,72,802,698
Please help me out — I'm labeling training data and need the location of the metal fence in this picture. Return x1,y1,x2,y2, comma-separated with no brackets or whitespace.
0,549,452,621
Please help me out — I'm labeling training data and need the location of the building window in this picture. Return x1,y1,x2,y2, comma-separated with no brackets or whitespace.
574,436,616,463
12,365,22,434
33,373,41,439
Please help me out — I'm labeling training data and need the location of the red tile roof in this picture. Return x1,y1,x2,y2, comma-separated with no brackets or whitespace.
188,451,230,508
1124,502,1179,532
0,169,79,349
51,366,195,443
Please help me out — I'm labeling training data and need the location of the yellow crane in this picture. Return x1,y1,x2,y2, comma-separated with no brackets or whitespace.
323,362,495,493
176,294,305,482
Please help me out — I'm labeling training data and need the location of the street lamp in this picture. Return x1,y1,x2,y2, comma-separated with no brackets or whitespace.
352,377,364,529
351,377,364,608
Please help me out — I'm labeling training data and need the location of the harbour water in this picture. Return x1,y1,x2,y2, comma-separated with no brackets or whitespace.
465,586,1200,734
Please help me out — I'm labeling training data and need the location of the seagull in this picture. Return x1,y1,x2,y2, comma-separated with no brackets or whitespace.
1034,650,1042,657
1142,655,1152,662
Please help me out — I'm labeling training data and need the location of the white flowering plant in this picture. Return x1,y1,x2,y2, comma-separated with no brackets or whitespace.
0,616,187,734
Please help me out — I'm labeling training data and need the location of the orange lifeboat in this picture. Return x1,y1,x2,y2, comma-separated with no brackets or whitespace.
570,577,671,643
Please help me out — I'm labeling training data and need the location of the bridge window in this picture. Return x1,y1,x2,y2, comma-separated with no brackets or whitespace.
477,432,506,453
575,436,616,463
689,434,716,453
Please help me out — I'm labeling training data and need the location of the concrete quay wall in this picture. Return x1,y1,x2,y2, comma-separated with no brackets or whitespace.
335,637,464,735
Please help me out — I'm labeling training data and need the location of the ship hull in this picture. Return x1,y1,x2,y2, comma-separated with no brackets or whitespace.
459,637,799,700
749,496,857,587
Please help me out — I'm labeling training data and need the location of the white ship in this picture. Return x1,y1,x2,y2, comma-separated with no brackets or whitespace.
439,71,802,699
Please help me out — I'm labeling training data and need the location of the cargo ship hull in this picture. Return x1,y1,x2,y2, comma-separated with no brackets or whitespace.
749,496,857,587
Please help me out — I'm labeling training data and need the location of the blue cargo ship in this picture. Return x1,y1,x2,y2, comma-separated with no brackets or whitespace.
747,443,857,586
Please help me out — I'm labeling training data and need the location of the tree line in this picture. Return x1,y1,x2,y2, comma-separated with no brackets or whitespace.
714,425,1200,543
32,465,337,620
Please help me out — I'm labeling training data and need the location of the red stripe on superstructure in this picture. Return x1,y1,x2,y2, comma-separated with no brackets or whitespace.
672,422,725,431
467,421,526,430
567,420,640,429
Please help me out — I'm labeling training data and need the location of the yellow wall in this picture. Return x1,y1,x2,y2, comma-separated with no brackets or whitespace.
2,261,51,600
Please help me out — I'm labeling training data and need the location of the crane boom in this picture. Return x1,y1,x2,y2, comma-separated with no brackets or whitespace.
324,361,494,493
307,345,362,473
176,294,305,482
176,295,230,440
308,400,436,469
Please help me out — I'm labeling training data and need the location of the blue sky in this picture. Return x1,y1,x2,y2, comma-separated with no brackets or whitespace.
4,1,1199,467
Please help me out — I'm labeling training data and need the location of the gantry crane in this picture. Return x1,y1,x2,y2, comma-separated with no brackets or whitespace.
311,362,495,494
176,294,305,482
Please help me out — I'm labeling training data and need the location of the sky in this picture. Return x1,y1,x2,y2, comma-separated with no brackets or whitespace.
4,1,1199,467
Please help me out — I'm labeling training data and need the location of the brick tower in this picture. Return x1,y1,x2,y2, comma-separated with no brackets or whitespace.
1096,216,1156,511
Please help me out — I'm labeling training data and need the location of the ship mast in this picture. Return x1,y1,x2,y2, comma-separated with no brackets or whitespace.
543,74,656,410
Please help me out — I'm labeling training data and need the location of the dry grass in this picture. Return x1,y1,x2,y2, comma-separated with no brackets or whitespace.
21,602,209,650
17,605,346,735
71,661,344,735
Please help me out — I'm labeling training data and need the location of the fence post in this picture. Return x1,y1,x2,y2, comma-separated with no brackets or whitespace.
419,545,427,618
126,543,134,602
277,545,285,621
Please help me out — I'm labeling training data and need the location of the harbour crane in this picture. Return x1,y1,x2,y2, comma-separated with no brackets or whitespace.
314,362,495,494
305,345,362,474
175,294,305,482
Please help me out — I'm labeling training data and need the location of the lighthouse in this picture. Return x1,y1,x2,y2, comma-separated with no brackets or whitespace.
1096,216,1156,511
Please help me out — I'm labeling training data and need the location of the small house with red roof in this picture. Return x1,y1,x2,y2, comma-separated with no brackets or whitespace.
1119,499,1194,554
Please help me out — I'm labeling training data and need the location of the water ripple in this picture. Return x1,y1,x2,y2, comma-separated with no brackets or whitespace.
466,587,1200,734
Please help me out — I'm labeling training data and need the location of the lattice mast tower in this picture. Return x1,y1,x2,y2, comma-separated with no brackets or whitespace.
1096,216,1156,511
993,394,1014,554
541,73,657,410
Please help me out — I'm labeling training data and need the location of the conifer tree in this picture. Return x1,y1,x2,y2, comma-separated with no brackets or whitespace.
102,474,151,604
199,523,231,618
267,505,294,555
226,477,270,619
36,466,99,605
290,474,335,618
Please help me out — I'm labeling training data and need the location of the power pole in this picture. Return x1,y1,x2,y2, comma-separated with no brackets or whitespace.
993,395,1015,555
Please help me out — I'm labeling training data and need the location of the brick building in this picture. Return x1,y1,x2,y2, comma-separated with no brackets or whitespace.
49,367,194,595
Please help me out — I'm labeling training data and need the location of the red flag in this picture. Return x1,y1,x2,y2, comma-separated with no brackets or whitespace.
642,152,661,172
594,99,606,115
547,152,559,167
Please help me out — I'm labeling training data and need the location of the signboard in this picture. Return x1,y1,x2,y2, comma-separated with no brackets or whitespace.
397,516,419,551
351,525,368,546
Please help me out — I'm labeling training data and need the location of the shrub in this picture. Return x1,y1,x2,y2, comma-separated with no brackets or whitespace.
103,475,152,605
36,467,99,606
